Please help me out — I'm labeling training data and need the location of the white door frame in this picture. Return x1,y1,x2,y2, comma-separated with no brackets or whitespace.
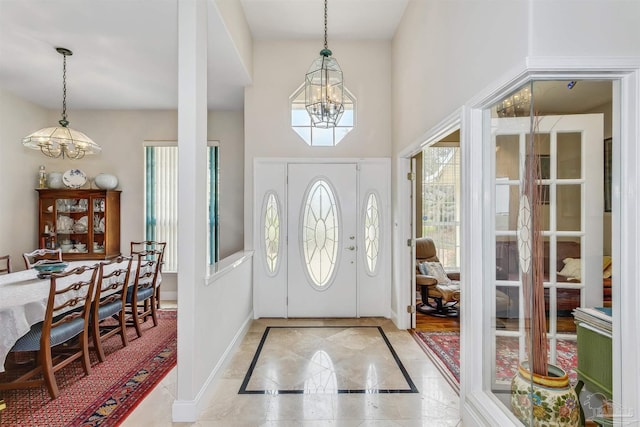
393,57,640,426
395,110,463,330
253,157,391,319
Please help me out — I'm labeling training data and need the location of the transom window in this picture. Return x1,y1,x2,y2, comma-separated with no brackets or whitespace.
290,84,355,147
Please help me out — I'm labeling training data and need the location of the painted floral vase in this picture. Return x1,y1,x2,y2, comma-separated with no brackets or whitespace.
511,362,580,426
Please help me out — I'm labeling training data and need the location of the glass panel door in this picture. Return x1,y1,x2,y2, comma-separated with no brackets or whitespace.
487,81,607,422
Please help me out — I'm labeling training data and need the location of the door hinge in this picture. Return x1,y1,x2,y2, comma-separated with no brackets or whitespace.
407,172,416,181
407,305,416,314
407,238,413,247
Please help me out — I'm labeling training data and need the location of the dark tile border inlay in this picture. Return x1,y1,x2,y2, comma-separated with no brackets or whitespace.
239,326,419,394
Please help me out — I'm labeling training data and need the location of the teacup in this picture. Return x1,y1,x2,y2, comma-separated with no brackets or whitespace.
75,243,86,251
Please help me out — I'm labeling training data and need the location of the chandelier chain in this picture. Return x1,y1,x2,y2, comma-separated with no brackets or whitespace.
61,52,67,124
324,0,328,50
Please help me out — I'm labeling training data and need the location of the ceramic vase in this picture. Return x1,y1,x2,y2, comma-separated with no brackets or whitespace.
47,172,64,189
94,173,118,190
511,362,580,426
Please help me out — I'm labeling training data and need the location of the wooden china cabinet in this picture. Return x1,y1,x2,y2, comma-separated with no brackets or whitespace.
37,189,121,260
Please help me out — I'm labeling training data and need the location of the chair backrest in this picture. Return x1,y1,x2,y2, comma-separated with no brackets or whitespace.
43,264,99,347
23,248,63,269
131,241,166,271
416,237,440,263
95,256,132,315
131,248,164,296
0,254,11,274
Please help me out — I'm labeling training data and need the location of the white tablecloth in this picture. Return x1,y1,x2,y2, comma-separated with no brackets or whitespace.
0,260,157,372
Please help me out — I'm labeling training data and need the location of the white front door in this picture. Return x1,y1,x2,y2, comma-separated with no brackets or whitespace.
287,163,358,317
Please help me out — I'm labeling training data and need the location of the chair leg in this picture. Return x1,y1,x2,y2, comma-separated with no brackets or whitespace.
132,305,144,338
118,312,129,347
92,317,106,363
80,332,92,376
150,297,158,327
40,348,59,399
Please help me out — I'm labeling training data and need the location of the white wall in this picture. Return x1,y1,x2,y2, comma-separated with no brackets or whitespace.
215,0,253,78
0,100,244,291
209,111,245,258
244,40,393,248
390,1,640,426
391,0,640,153
531,1,640,56
0,89,49,269
391,0,529,154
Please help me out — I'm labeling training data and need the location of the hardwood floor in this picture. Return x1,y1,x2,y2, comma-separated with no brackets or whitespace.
414,309,577,334
415,311,460,332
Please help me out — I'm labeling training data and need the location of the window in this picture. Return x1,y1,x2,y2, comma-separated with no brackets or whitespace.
144,143,219,272
263,192,281,275
290,84,355,146
363,191,381,275
302,178,339,287
421,147,460,268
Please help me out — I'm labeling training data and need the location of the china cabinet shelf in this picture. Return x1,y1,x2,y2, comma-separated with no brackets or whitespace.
37,189,121,261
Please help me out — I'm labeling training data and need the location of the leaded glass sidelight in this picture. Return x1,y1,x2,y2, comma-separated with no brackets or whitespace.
363,191,381,275
263,192,280,275
302,179,339,287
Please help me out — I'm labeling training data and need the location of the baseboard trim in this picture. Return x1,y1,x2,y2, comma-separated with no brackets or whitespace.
160,291,177,301
171,311,253,422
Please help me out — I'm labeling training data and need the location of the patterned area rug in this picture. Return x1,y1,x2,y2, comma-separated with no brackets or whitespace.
412,331,577,389
0,310,176,426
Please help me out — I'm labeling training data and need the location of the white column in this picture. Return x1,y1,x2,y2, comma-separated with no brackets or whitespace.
174,0,208,418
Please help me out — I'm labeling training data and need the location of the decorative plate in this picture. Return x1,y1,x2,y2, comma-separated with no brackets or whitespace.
62,169,87,188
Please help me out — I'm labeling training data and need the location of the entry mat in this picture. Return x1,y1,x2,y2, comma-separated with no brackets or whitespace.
239,326,418,394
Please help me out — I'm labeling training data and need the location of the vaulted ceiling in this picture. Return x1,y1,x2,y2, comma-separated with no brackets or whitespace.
0,0,408,111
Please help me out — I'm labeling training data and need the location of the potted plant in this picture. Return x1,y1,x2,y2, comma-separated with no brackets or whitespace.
510,128,580,426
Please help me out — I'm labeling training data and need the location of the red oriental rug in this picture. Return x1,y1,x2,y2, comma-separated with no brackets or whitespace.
412,331,577,392
0,310,176,426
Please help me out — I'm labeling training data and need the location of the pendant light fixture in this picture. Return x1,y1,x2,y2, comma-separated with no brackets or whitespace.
22,47,101,160
304,0,344,128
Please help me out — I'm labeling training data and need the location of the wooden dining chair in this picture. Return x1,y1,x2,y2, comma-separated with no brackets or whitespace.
91,256,132,363
0,254,11,274
23,248,63,269
126,246,164,338
0,264,99,399
130,241,166,308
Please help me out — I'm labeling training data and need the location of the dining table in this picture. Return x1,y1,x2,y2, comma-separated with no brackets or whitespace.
0,259,159,373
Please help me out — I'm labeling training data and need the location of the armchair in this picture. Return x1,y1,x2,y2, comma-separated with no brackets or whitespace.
415,237,460,317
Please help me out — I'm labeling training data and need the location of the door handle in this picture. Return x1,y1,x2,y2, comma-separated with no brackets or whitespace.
346,246,356,251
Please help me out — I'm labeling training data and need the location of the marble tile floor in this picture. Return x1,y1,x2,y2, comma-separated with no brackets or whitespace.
121,317,463,427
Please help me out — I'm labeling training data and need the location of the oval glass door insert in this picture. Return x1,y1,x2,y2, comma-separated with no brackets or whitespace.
263,192,280,275
302,179,339,287
363,191,381,275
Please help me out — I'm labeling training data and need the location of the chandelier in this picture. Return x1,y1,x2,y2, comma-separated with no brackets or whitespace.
22,47,101,160
304,0,344,128
495,86,531,118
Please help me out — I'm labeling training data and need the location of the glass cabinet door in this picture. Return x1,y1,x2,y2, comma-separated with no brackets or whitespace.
37,189,120,260
56,197,90,254
92,197,106,254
